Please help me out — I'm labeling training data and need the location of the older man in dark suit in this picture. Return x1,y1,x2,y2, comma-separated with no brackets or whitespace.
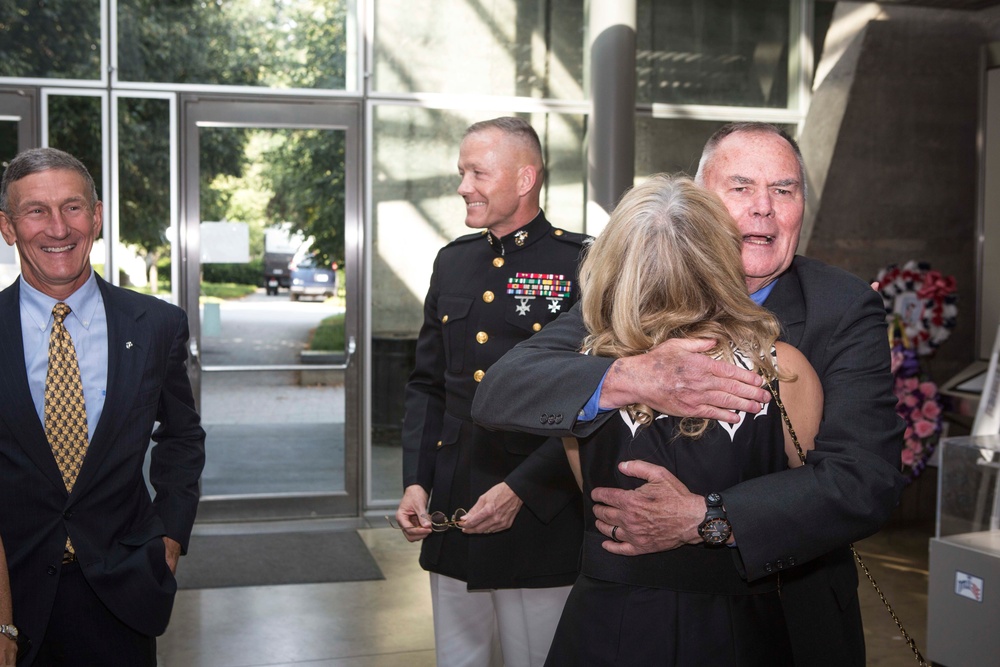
0,147,205,666
474,123,906,666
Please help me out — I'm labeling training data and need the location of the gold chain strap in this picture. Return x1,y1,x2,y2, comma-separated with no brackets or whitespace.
762,379,928,667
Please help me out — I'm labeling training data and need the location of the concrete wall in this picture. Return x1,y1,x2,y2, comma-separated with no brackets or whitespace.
802,4,990,382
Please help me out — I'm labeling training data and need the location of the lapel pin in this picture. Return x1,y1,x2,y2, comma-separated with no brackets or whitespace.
126,341,133,349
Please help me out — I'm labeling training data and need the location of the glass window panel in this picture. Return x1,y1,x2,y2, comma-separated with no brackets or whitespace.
197,126,348,499
373,0,584,100
368,105,585,502
0,119,15,166
118,97,171,296
0,0,102,80
46,94,104,276
635,117,797,180
116,0,348,89
636,0,792,108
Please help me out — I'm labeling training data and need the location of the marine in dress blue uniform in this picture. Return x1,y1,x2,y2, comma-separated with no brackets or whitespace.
394,117,588,667
403,211,587,589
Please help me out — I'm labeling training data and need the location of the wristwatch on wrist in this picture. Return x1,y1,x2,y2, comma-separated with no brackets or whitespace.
697,492,732,547
0,624,18,642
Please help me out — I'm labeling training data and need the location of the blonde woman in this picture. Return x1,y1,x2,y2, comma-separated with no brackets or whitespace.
547,175,823,666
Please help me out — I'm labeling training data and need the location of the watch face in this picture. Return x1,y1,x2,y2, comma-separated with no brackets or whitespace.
699,518,731,545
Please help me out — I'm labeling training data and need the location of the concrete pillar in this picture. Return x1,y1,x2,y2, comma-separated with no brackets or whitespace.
586,0,636,236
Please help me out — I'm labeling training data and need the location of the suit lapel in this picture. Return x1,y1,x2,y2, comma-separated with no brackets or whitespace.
0,281,72,492
71,278,150,497
764,259,807,347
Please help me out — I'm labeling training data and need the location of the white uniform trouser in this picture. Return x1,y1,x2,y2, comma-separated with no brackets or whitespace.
429,572,572,667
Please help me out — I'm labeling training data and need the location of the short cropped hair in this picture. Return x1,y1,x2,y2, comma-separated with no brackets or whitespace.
1,147,99,216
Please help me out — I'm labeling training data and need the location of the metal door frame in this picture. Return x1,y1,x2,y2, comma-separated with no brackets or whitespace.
179,94,364,521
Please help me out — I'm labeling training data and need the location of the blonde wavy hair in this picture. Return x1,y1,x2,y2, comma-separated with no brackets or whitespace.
579,174,784,437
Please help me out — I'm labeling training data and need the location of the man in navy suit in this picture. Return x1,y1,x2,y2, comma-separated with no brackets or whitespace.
474,123,906,666
0,148,205,666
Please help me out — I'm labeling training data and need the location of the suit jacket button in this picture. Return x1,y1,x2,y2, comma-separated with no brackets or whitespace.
63,510,73,519
473,370,485,383
532,323,542,332
555,414,563,424
540,415,548,424
493,257,504,268
436,440,443,448
776,559,784,570
764,563,773,573
476,332,488,344
788,557,796,566
441,314,449,323
47,566,57,576
482,291,495,303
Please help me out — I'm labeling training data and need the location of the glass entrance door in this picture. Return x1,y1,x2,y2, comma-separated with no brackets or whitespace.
179,95,362,521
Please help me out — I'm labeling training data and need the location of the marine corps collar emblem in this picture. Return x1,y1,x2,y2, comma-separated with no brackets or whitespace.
514,230,528,246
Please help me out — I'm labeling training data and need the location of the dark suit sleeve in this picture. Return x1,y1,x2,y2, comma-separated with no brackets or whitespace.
724,284,905,581
504,435,581,523
401,257,445,492
149,310,206,553
473,302,614,438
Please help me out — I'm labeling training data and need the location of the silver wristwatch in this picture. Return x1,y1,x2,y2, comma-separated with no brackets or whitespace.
0,624,17,642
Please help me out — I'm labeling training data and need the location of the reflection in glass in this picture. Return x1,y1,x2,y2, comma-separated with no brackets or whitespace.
117,0,348,89
635,117,797,179
373,0,585,99
368,105,586,501
118,97,171,295
636,0,792,108
0,0,102,80
196,126,348,499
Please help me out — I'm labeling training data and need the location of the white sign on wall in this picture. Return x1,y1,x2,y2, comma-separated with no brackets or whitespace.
201,222,250,264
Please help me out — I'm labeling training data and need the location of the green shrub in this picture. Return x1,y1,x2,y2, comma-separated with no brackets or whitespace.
203,259,264,285
310,313,346,351
201,283,258,299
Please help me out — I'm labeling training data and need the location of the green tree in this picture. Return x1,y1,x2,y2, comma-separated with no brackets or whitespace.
0,0,102,79
258,1,349,265
261,129,346,266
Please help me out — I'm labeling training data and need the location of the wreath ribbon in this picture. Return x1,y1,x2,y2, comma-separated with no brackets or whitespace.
917,271,956,300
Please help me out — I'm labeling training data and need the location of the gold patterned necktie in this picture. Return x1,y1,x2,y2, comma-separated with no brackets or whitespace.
45,302,89,497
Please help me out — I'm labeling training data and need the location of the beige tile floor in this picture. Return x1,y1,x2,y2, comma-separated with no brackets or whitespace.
156,519,934,667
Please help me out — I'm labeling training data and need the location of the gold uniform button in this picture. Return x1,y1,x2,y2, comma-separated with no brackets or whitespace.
532,323,542,332
476,332,488,344
554,229,564,236
482,291,494,303
493,257,505,268
441,314,449,323
436,440,443,448
473,370,485,383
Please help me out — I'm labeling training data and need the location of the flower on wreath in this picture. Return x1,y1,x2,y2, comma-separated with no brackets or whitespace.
874,260,957,483
874,260,958,356
891,345,943,480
